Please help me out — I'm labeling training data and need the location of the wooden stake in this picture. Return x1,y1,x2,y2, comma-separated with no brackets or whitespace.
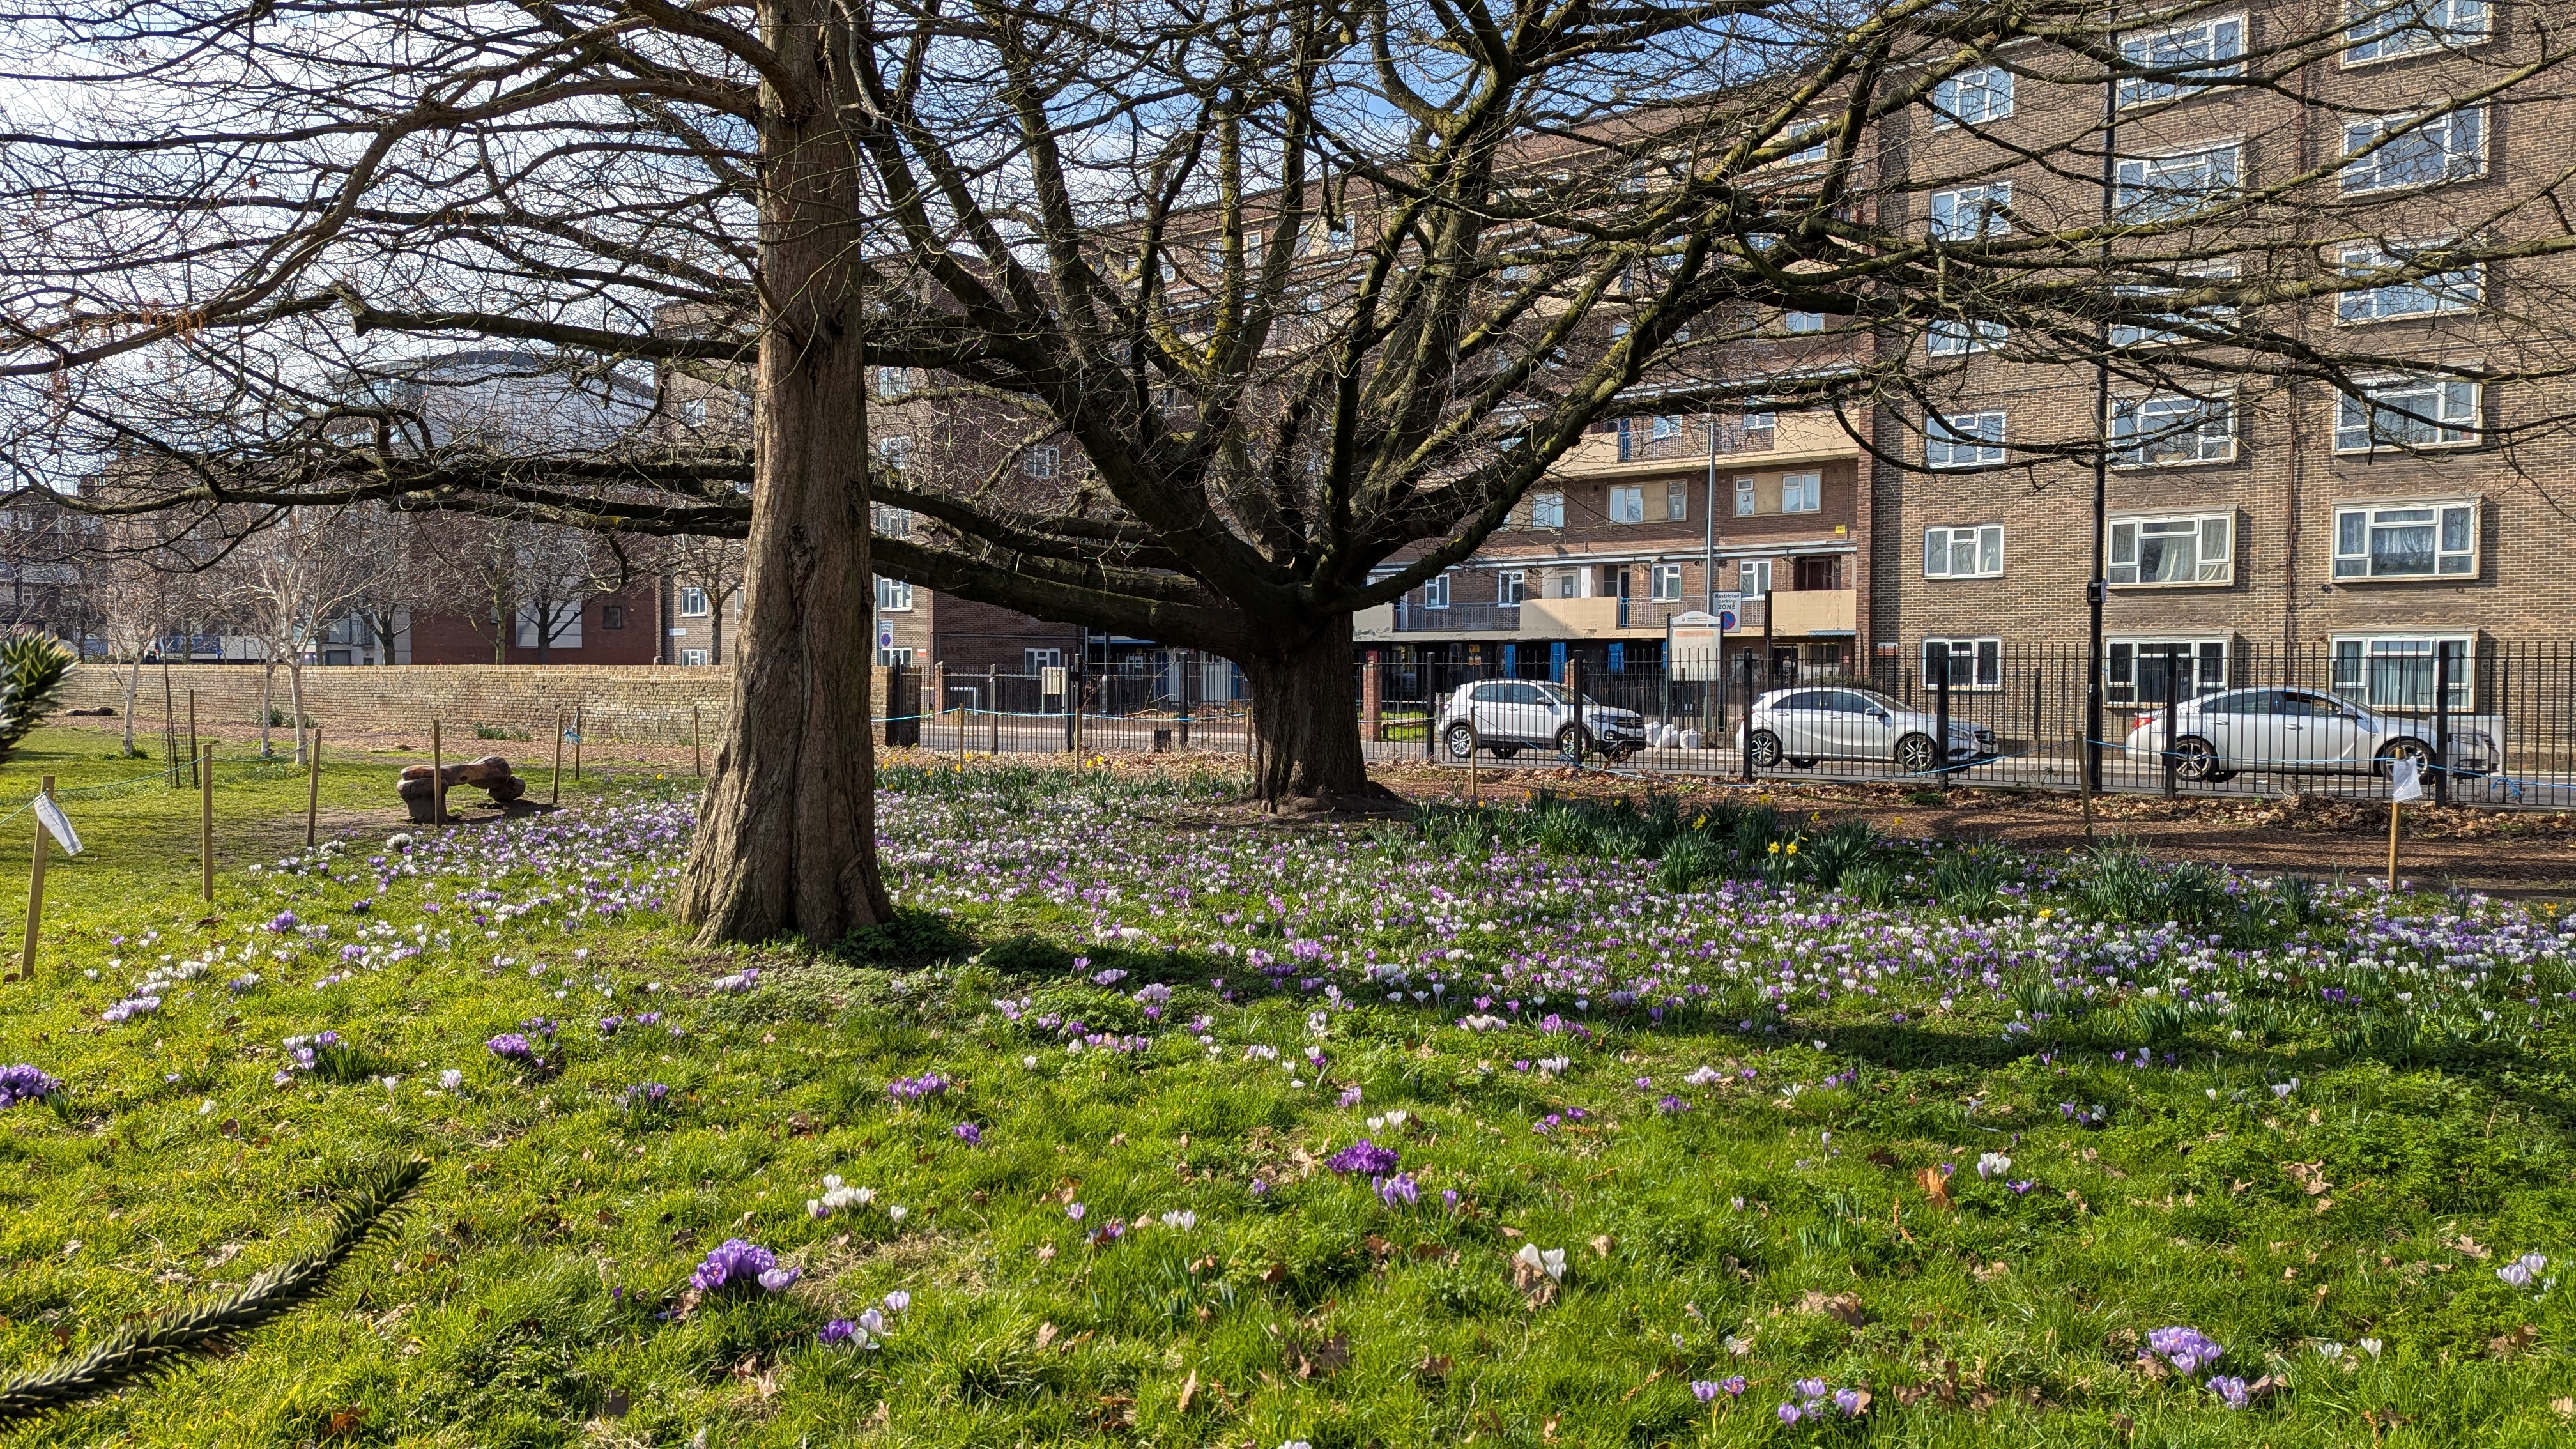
199,745,215,900
553,707,565,804
187,687,199,788
305,724,322,847
19,774,53,981
572,706,584,783
162,661,178,787
431,718,445,827
2386,799,2402,891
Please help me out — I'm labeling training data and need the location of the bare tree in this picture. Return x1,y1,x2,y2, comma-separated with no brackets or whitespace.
83,554,172,756
8,1,2576,933
218,512,390,758
663,536,747,664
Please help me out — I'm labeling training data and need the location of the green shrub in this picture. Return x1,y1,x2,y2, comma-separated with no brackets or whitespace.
0,632,73,763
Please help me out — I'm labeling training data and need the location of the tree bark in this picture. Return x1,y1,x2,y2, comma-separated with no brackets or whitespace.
1240,615,1381,804
675,10,889,946
118,653,141,755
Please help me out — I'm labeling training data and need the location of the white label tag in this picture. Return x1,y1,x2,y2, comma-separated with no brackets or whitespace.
33,794,82,855
2389,757,2423,803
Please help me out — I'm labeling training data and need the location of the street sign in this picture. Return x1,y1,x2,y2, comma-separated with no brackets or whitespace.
1666,611,1723,680
878,626,894,649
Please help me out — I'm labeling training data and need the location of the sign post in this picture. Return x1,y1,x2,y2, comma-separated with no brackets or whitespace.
2386,756,2423,889
199,744,215,900
17,774,73,981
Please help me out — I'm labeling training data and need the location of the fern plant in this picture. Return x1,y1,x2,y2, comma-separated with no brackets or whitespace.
0,632,74,763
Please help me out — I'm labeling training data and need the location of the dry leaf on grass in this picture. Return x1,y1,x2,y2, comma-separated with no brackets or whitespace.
1917,1166,1953,1210
1798,1290,1868,1326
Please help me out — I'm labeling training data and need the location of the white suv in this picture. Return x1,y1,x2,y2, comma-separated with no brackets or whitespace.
1438,680,1648,761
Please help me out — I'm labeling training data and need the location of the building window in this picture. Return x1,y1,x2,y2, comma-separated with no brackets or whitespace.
2331,499,2478,578
2109,639,2231,706
1022,444,1060,479
1922,637,2004,689
1923,525,2005,579
1739,409,1776,438
878,435,910,470
1422,571,1452,609
2333,377,2480,452
1738,559,1772,595
872,502,914,538
1933,66,2015,126
1496,569,1527,605
1551,569,1583,600
1783,310,1827,334
2111,266,2238,346
1779,126,1831,164
1609,486,1647,524
2110,393,2237,466
875,366,913,399
1664,484,1687,521
678,397,708,426
1781,471,1821,513
1650,562,1684,602
1928,319,2007,356
2336,243,2481,321
679,587,710,617
2342,109,2485,194
875,576,914,611
1650,415,1683,441
2347,0,2488,65
2109,513,2234,586
1733,476,1756,516
2332,635,2474,709
680,648,710,666
2118,13,2245,106
602,604,626,630
1528,491,1566,529
1926,411,2007,470
1929,182,2012,241
514,602,582,649
1025,648,1064,673
2115,144,2241,221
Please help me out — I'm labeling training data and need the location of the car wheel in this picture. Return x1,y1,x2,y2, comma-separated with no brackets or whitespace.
2168,735,2220,782
2377,738,2434,778
1894,732,1937,774
1443,722,1477,761
1787,756,1819,770
1747,729,1783,769
1555,724,1588,760
1492,746,1519,760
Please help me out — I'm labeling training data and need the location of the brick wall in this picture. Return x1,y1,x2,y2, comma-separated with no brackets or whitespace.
67,664,734,745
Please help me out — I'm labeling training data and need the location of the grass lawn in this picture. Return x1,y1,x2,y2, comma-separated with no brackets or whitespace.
1,739,2573,1446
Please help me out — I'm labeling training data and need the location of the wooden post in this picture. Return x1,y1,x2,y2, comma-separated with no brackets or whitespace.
305,725,322,848
2386,798,2402,890
431,718,445,827
187,688,199,788
199,745,215,900
571,706,584,783
552,707,565,804
19,774,53,981
988,666,1001,755
693,703,704,776
162,654,178,788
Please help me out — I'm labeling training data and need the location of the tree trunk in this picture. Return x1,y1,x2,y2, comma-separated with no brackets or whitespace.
259,660,275,756
119,654,141,755
676,12,889,946
287,658,307,763
1239,615,1383,804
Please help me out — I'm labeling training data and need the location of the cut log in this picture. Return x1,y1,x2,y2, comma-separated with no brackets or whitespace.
396,756,523,821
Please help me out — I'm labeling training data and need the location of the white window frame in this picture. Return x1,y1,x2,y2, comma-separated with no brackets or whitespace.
1922,637,2004,691
2108,512,2235,587
2115,144,2242,221
678,586,710,617
1422,571,1453,610
1923,525,2005,579
1783,310,1827,334
678,397,708,426
1779,126,1832,164
2110,265,2239,347
1928,319,2008,356
1781,471,1823,514
875,576,915,611
2110,392,2237,468
1650,414,1683,441
2335,242,2482,323
1739,559,1773,595
2108,638,2233,707
877,434,910,470
679,647,710,667
1022,443,1061,479
1496,569,1528,605
1608,485,1647,524
2333,376,2481,453
1664,484,1688,522
1650,562,1685,602
2345,0,2488,66
2331,634,2475,710
2118,13,2246,107
2341,109,2485,194
1025,648,1065,673
2331,498,2480,580
1933,66,2015,128
1529,491,1567,529
875,366,914,399
1929,182,2013,241
872,502,914,538
1734,476,1757,517
1926,411,2007,470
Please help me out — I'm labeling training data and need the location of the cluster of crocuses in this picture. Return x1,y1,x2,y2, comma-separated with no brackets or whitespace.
0,1064,60,1108
818,1291,913,1349
887,1072,952,1103
690,1238,798,1296
272,1031,349,1086
618,1082,669,1110
2146,1324,2255,1406
1776,1379,1866,1423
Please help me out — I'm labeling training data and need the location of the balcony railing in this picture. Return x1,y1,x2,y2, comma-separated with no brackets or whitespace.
1390,601,1524,632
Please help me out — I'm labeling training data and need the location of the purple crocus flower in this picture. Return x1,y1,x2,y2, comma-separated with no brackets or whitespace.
1690,1381,1721,1403
2207,1375,2251,1409
1326,1138,1400,1176
954,1122,983,1146
1834,1388,1865,1417
0,1064,61,1108
486,1033,536,1062
1375,1172,1420,1208
818,1318,859,1346
689,1238,785,1294
2147,1326,2225,1376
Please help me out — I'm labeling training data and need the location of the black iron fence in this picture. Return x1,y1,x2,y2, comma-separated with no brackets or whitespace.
877,641,2576,808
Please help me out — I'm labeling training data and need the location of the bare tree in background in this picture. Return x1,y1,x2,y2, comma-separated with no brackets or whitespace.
9,0,2576,937
84,553,174,756
418,518,617,664
219,512,392,758
662,537,746,665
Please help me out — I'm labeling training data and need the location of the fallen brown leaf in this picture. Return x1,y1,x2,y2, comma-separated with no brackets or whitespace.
1916,1166,1953,1211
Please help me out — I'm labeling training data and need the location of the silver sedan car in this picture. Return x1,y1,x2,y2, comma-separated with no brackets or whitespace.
2122,687,2496,781
1744,686,1993,773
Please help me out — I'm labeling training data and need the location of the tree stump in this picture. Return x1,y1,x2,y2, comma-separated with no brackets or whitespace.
397,755,527,822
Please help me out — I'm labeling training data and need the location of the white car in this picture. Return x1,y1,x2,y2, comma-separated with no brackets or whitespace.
1744,686,1993,773
1439,680,1648,761
2122,687,2496,782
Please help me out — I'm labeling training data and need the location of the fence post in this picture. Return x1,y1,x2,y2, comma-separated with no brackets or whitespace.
1738,651,1757,783
305,725,322,847
2161,659,2179,799
1422,661,1435,761
572,706,585,783
199,744,215,900
2029,668,2042,759
2433,643,2453,807
1568,658,1584,770
187,688,199,788
553,707,565,805
1933,650,1951,780
162,661,178,789
20,774,53,981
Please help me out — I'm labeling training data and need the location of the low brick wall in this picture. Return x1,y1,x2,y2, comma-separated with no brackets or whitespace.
65,664,739,746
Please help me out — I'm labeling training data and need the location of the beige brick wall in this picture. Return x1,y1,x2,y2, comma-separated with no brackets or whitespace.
65,665,736,746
